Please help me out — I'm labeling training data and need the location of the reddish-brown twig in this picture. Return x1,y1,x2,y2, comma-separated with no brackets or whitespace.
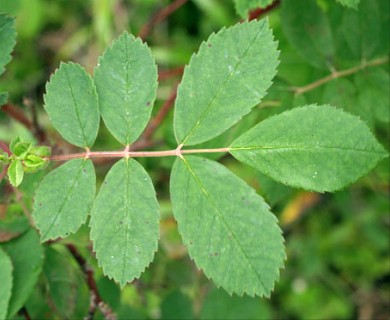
158,67,184,81
66,244,116,320
142,83,178,141
248,0,281,21
1,103,33,130
138,0,188,40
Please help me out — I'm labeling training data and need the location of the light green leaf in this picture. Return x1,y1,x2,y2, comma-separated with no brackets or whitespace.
43,246,89,318
170,156,285,297
174,19,279,146
234,0,273,18
281,0,334,69
90,158,159,287
32,159,96,241
336,0,359,9
0,247,13,320
7,160,24,187
0,13,16,76
9,136,31,158
23,154,48,172
230,105,388,192
94,32,158,145
1,229,44,318
44,62,100,148
29,145,51,157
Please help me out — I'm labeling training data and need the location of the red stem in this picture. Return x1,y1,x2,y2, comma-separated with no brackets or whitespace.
248,0,281,21
138,0,188,40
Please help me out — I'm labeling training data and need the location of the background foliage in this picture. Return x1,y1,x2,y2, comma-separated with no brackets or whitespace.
0,0,389,319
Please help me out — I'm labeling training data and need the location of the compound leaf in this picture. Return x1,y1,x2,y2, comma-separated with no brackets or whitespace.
1,229,44,318
174,19,278,146
234,0,273,18
170,156,285,297
281,0,334,69
32,159,96,241
44,62,100,148
0,247,12,320
94,32,158,145
0,13,16,76
230,105,388,192
90,158,159,287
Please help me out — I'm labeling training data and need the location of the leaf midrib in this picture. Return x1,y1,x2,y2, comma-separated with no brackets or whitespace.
181,157,267,293
181,24,265,145
64,66,89,147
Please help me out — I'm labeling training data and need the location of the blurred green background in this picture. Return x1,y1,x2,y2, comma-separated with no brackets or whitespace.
0,0,389,319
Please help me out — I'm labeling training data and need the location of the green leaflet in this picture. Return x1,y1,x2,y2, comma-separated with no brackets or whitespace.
90,158,159,287
233,0,273,18
336,0,359,9
230,105,388,192
174,19,278,146
43,247,89,318
170,156,285,297
0,13,16,76
7,160,24,187
0,247,12,320
32,159,96,241
281,0,334,69
44,62,100,148
1,229,44,318
94,32,158,145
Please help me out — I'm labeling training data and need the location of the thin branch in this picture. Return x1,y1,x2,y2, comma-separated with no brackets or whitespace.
248,0,281,21
48,147,231,162
158,67,184,81
293,56,389,95
138,0,188,40
0,140,10,155
66,244,116,320
1,103,33,130
142,83,178,141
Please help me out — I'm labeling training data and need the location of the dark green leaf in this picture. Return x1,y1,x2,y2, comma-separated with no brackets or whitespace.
1,229,44,318
7,160,24,187
170,156,285,297
43,246,89,318
90,158,159,287
0,13,16,76
161,290,194,320
94,32,158,145
0,92,8,106
200,287,272,320
32,159,96,241
231,105,388,192
0,247,13,319
174,19,279,146
281,0,334,69
44,62,100,148
0,213,29,243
